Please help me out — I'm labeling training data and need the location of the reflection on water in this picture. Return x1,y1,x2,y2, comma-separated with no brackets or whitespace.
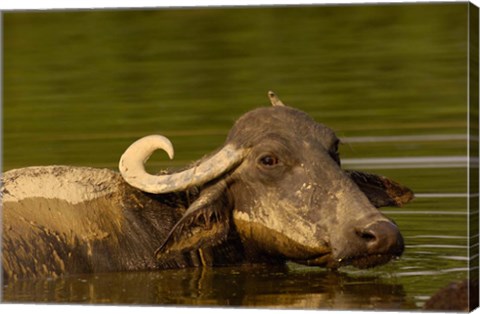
2,3,471,310
3,264,415,309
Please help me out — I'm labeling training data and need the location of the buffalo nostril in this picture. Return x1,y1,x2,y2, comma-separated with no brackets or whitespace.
359,229,377,242
357,221,404,256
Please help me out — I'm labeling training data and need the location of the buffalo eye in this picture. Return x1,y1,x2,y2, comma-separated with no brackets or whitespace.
259,155,279,167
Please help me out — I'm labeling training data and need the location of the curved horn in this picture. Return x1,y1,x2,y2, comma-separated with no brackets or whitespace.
119,134,245,194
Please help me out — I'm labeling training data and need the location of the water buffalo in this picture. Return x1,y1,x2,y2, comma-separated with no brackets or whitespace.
1,92,413,280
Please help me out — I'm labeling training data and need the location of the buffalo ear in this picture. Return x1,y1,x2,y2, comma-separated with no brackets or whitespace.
346,170,414,208
155,180,231,261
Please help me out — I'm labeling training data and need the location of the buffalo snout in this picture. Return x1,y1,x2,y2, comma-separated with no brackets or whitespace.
356,220,404,257
331,218,404,269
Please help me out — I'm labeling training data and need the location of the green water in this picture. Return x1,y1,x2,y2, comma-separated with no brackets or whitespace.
2,3,471,309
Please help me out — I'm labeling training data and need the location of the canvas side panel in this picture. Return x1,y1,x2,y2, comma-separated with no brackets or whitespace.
469,2,479,312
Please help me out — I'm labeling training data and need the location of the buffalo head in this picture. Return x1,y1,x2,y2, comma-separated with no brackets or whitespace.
119,92,413,269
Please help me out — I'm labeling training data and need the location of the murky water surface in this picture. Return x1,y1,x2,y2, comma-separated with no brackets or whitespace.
2,3,471,309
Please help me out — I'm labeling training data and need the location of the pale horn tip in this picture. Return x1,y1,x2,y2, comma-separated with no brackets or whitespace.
119,134,175,176
140,134,175,160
